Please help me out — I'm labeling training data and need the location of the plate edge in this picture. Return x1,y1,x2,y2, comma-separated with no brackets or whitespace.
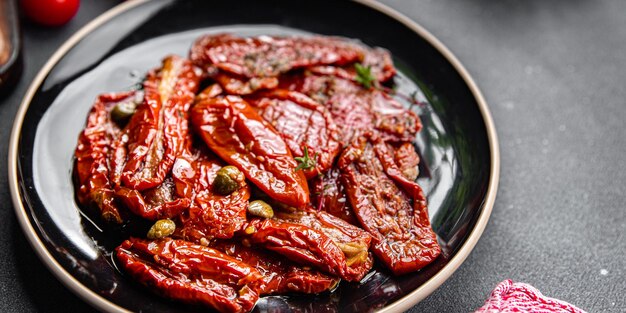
7,0,501,312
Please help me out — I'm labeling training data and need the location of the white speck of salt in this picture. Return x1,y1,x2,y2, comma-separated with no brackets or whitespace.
502,101,515,110
600,269,609,276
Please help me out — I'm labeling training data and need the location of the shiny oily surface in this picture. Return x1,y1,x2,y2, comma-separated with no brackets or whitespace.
12,1,496,312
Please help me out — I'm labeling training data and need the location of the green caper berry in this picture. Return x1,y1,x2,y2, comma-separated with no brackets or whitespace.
111,101,137,126
146,219,176,239
213,165,245,195
247,200,274,219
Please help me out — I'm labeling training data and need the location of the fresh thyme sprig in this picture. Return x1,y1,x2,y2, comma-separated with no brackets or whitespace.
354,63,424,109
294,146,317,172
355,63,376,89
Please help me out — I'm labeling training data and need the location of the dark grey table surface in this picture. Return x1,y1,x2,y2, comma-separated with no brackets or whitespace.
1,1,624,312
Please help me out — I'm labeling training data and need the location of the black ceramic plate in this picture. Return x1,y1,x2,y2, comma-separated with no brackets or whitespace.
9,1,499,312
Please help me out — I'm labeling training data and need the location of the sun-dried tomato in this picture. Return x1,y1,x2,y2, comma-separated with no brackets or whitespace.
242,216,369,282
309,46,396,83
190,33,365,79
190,94,309,208
242,218,345,279
283,74,421,144
213,241,339,295
112,55,200,191
115,177,191,221
75,91,137,223
337,132,440,275
273,208,373,281
116,238,262,313
245,89,341,179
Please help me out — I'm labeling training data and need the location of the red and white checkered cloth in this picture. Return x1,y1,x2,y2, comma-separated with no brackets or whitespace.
474,280,587,313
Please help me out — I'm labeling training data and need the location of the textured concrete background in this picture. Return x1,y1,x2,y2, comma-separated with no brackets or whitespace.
0,0,624,312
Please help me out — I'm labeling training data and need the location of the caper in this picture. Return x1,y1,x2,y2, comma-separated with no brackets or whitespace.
111,101,137,126
247,200,274,219
213,165,245,195
146,219,176,239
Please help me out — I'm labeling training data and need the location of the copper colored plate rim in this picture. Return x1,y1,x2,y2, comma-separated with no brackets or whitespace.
8,0,500,312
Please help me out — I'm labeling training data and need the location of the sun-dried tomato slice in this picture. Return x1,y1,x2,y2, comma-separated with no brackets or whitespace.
283,74,421,144
190,33,365,78
115,177,191,221
190,94,309,208
246,89,341,179
338,132,440,275
112,55,200,191
75,91,137,223
242,215,370,282
309,46,396,83
213,241,339,295
115,238,262,313
273,208,373,281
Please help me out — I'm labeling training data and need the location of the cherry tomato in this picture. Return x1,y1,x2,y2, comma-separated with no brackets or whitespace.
20,0,80,27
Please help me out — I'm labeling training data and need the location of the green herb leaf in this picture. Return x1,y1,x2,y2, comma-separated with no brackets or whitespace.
294,147,317,172
355,63,375,89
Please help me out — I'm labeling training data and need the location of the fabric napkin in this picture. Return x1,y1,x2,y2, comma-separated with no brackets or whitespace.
474,280,587,313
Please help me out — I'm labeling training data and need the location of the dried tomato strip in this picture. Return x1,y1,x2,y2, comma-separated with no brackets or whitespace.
283,74,421,144
245,89,341,179
213,241,339,295
274,209,373,281
190,94,309,208
116,238,262,313
114,177,191,221
309,47,396,83
189,33,365,79
74,91,137,223
112,135,199,221
338,132,440,275
113,55,200,191
243,218,361,282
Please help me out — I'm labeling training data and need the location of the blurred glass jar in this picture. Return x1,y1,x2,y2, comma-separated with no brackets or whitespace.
0,0,21,96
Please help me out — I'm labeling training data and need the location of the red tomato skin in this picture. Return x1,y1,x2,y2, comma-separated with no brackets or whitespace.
20,0,80,27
